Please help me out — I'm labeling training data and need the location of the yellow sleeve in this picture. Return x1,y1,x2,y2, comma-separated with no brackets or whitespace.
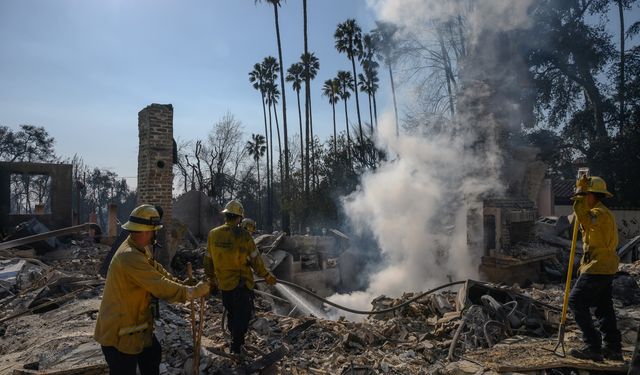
573,198,591,228
123,252,188,303
204,252,215,283
574,199,608,232
153,261,181,283
247,236,270,278
204,232,216,284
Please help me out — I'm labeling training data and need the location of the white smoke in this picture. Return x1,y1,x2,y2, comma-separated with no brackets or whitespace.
328,0,535,319
367,0,533,39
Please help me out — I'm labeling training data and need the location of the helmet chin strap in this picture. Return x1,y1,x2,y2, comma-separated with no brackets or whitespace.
151,231,161,248
150,231,162,260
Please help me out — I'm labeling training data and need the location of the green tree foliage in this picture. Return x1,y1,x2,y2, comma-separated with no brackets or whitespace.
0,125,55,163
526,0,640,205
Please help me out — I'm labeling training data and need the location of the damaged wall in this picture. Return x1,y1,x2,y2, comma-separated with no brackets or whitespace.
0,162,72,231
173,190,223,238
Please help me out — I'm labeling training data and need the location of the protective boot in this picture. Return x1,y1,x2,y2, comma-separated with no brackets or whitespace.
602,346,623,361
569,346,604,362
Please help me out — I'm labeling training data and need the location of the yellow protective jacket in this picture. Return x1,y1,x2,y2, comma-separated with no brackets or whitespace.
204,221,270,291
94,237,188,354
574,200,619,275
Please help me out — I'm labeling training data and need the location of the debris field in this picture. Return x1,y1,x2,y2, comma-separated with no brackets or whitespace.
1,234,640,375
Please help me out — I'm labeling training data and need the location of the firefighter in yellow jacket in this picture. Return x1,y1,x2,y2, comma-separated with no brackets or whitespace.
95,204,210,375
568,175,622,362
204,200,276,356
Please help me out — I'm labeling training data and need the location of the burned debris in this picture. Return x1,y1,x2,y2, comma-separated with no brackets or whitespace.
2,102,640,375
2,226,640,374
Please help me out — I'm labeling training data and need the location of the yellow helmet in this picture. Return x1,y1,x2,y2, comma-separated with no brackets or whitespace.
241,218,256,233
586,176,613,198
122,204,163,232
222,200,244,217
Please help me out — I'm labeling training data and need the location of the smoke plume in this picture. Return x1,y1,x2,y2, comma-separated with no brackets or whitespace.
328,0,536,319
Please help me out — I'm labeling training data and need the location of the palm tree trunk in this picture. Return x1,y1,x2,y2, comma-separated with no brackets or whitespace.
309,96,317,189
351,57,364,147
618,0,625,132
273,4,290,234
367,91,373,133
304,90,310,197
303,0,310,203
273,103,284,189
296,89,304,187
372,92,378,129
388,63,399,135
267,101,274,230
343,97,351,162
261,92,271,230
303,0,308,53
256,160,261,227
331,101,337,155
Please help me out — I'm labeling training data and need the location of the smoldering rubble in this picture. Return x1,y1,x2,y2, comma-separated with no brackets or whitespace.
1,232,640,375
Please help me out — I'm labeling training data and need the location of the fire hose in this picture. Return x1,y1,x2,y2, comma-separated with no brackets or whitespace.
254,278,466,315
219,278,466,338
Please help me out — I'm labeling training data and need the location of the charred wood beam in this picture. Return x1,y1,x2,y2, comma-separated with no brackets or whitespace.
0,223,96,251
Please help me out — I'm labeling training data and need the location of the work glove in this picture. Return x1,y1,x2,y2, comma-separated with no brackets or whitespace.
187,281,210,300
182,276,198,286
575,175,589,195
572,193,586,209
265,273,277,286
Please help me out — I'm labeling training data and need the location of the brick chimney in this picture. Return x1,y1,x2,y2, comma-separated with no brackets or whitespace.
137,104,174,267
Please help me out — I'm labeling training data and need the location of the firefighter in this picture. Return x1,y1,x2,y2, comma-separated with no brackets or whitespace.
204,200,276,357
569,175,622,362
95,204,210,375
99,205,164,277
241,218,257,235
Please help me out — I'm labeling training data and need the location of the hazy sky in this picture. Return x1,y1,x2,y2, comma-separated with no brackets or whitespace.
0,0,379,186
1,1,638,188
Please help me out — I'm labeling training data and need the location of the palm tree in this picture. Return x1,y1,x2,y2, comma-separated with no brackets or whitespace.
286,62,305,186
301,0,310,227
300,52,320,190
322,78,341,155
246,133,266,224
264,80,283,191
358,72,375,133
361,33,380,129
335,19,364,147
249,61,272,229
372,21,400,135
337,70,354,161
262,56,279,229
256,0,290,233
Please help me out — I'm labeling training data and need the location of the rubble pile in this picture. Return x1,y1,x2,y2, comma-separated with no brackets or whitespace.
1,238,639,374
